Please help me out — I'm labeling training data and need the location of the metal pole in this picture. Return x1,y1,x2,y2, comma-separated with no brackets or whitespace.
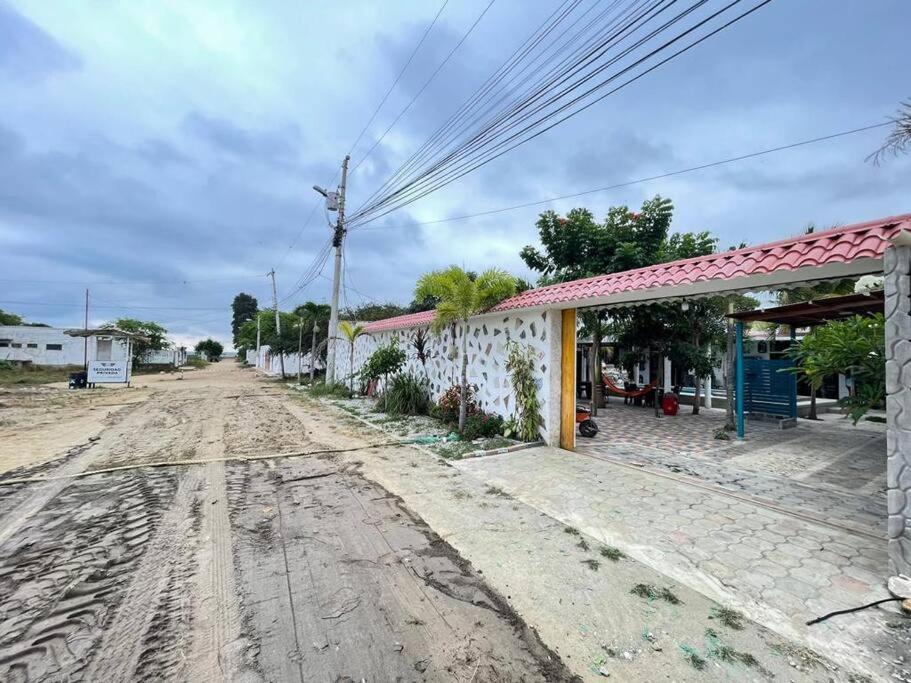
83,288,89,371
736,321,745,438
325,155,350,385
270,270,285,378
255,313,261,367
297,316,303,384
310,319,319,382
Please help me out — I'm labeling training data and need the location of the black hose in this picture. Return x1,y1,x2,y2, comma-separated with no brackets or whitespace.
806,597,902,625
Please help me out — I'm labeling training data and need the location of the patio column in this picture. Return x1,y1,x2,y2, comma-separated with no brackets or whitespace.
663,357,672,391
704,367,712,409
884,242,911,577
736,321,745,439
560,309,577,451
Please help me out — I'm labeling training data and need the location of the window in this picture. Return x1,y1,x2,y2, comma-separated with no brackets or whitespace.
46,344,63,351
27,343,37,349
11,343,21,348
0,340,9,348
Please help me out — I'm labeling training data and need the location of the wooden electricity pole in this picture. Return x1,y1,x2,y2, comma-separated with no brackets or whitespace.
269,269,285,378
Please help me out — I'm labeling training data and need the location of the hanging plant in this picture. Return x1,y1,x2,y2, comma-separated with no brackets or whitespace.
505,340,543,442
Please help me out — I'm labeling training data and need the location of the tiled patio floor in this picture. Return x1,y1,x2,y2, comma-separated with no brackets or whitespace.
455,445,908,681
582,404,887,533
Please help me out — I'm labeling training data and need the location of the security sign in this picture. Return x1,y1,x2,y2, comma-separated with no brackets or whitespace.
88,360,128,383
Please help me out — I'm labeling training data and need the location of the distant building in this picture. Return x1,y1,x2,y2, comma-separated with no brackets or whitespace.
0,326,130,366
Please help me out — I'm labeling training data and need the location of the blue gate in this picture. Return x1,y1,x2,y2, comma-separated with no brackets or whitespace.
743,358,797,419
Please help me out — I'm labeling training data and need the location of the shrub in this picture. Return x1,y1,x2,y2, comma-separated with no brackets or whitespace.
385,373,430,416
505,340,543,441
461,411,504,440
437,384,478,424
310,381,351,398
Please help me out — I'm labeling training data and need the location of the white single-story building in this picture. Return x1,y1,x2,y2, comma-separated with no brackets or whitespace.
0,326,130,366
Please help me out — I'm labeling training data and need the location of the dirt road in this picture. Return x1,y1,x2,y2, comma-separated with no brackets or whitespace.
0,362,568,681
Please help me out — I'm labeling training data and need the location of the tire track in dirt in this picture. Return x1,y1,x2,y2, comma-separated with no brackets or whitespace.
0,469,178,681
188,390,260,682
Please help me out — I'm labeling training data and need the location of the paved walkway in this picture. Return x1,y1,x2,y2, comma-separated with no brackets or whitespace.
582,405,887,533
455,446,909,681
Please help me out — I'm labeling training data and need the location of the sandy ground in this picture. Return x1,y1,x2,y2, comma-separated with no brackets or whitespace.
0,362,568,681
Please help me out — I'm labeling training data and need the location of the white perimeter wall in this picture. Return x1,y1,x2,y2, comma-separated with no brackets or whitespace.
0,327,129,366
333,309,563,445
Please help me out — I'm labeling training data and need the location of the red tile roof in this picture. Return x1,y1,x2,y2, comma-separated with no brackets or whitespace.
493,213,910,312
364,310,435,333
360,214,910,333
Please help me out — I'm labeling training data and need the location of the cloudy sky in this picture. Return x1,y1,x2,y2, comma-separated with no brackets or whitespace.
1,0,909,349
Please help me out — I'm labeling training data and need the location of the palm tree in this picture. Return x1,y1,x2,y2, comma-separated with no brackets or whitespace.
338,320,367,393
415,266,517,434
869,101,911,164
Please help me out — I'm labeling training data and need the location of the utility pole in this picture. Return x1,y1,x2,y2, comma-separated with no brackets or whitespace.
269,269,285,378
296,316,303,384
325,155,350,385
309,318,319,382
83,288,89,371
255,312,261,366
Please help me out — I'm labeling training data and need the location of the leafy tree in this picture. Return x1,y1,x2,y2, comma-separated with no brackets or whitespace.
195,338,224,361
361,340,407,411
522,196,715,415
0,309,23,325
338,321,367,394
340,302,408,321
107,318,168,368
415,266,516,434
231,293,258,348
787,314,885,423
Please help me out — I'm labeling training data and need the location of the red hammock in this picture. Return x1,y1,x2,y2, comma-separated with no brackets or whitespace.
602,376,657,398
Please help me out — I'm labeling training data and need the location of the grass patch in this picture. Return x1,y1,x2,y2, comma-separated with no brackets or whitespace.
184,357,209,369
0,364,80,386
865,415,887,424
451,489,472,500
576,538,590,551
310,381,351,399
599,545,625,561
711,606,744,630
563,526,580,536
680,645,706,670
484,485,509,497
630,583,682,605
581,559,600,571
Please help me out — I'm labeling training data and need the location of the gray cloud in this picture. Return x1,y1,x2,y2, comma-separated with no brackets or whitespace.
0,1,80,80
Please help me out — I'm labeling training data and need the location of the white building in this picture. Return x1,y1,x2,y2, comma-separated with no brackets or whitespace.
142,346,188,366
0,326,130,366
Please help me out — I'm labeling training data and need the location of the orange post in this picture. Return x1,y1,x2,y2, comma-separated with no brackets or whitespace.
560,308,576,450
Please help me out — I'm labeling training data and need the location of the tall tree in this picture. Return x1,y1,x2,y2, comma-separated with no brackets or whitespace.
340,302,408,321
415,266,516,434
107,318,168,368
195,338,224,361
522,196,701,415
231,293,258,348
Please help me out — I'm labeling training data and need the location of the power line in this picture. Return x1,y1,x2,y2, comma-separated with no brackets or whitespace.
346,0,451,162
351,0,500,175
0,300,228,311
354,121,892,231
349,0,775,228
0,274,269,286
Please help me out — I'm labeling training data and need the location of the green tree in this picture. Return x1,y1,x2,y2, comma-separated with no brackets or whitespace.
231,293,258,348
340,302,408,321
338,321,367,394
107,318,168,368
788,314,885,424
195,338,224,361
415,266,516,434
522,196,711,415
0,309,23,325
361,341,407,411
